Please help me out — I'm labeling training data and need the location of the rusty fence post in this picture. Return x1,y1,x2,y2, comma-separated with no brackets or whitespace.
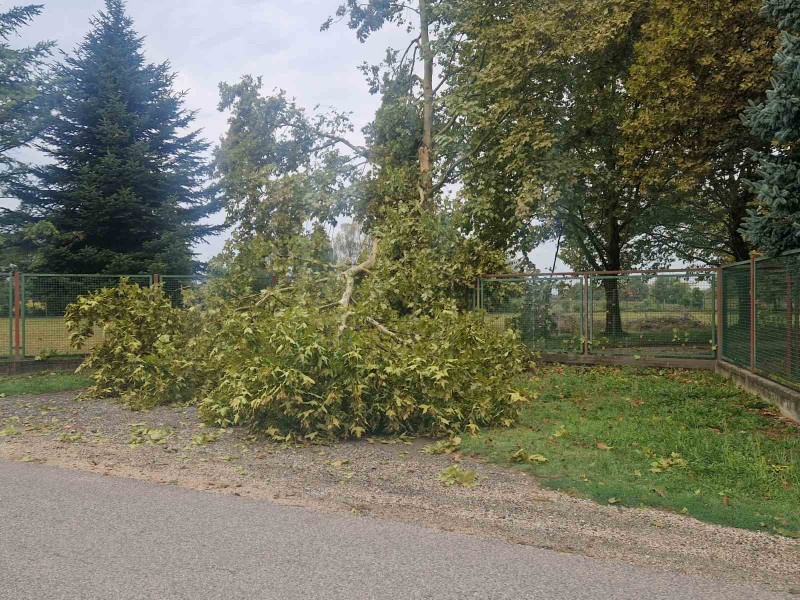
13,271,21,361
152,273,160,286
750,256,756,373
716,268,723,362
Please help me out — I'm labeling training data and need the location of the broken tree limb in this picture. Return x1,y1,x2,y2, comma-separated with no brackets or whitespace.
366,317,403,341
338,238,379,336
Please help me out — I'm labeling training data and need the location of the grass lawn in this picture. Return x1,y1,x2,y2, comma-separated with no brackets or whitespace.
0,372,90,396
462,366,800,537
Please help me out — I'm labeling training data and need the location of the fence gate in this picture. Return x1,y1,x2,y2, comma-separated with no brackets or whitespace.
478,270,717,360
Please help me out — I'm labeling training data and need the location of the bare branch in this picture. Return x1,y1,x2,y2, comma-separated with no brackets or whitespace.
338,238,380,336
366,317,404,342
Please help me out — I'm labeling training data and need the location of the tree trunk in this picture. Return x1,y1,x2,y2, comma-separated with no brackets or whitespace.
727,187,752,328
418,0,434,204
603,277,624,336
603,215,624,336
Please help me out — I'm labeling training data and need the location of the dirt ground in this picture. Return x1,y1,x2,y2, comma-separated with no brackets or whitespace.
1,391,799,594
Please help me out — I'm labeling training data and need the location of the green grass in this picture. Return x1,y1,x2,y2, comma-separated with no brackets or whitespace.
463,366,800,536
0,372,90,396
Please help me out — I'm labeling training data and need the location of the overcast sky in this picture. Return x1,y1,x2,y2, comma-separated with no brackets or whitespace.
13,0,562,271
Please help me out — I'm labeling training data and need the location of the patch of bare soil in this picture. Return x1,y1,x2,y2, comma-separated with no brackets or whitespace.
1,391,799,594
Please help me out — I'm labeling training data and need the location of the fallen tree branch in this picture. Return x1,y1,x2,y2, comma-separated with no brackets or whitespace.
338,238,379,337
366,317,403,342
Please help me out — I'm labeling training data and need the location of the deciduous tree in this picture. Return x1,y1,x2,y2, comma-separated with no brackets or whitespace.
624,0,775,263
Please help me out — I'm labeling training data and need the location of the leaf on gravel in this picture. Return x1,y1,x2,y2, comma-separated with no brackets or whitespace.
607,497,621,505
421,436,462,455
438,465,477,487
0,424,20,437
190,432,218,446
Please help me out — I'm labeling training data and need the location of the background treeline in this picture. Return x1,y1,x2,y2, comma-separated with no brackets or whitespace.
0,0,798,278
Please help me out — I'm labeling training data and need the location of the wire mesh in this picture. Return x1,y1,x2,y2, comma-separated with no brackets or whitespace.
479,276,584,353
721,262,751,368
0,274,11,357
161,275,208,308
587,273,715,358
21,274,152,357
753,252,800,390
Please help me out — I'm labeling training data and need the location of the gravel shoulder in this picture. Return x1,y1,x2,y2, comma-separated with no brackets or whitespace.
1,390,799,594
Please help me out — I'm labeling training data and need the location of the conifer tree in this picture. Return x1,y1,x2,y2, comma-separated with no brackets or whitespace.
0,4,51,192
3,0,217,273
743,0,800,255
0,3,52,269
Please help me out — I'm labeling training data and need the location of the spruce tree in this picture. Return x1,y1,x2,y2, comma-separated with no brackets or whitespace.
4,0,217,274
0,4,53,269
743,1,800,255
0,4,52,192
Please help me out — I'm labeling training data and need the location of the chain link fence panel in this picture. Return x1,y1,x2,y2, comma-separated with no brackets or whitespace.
0,274,11,357
721,262,752,369
21,274,153,357
588,273,716,358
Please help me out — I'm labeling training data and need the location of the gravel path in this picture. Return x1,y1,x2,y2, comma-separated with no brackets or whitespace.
1,391,799,594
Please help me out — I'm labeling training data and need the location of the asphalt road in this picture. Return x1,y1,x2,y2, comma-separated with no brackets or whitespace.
0,460,793,600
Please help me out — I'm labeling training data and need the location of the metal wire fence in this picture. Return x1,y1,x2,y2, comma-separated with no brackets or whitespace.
752,252,800,391
721,262,752,369
0,274,11,358
479,276,584,353
20,274,152,357
589,273,716,358
0,256,798,397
